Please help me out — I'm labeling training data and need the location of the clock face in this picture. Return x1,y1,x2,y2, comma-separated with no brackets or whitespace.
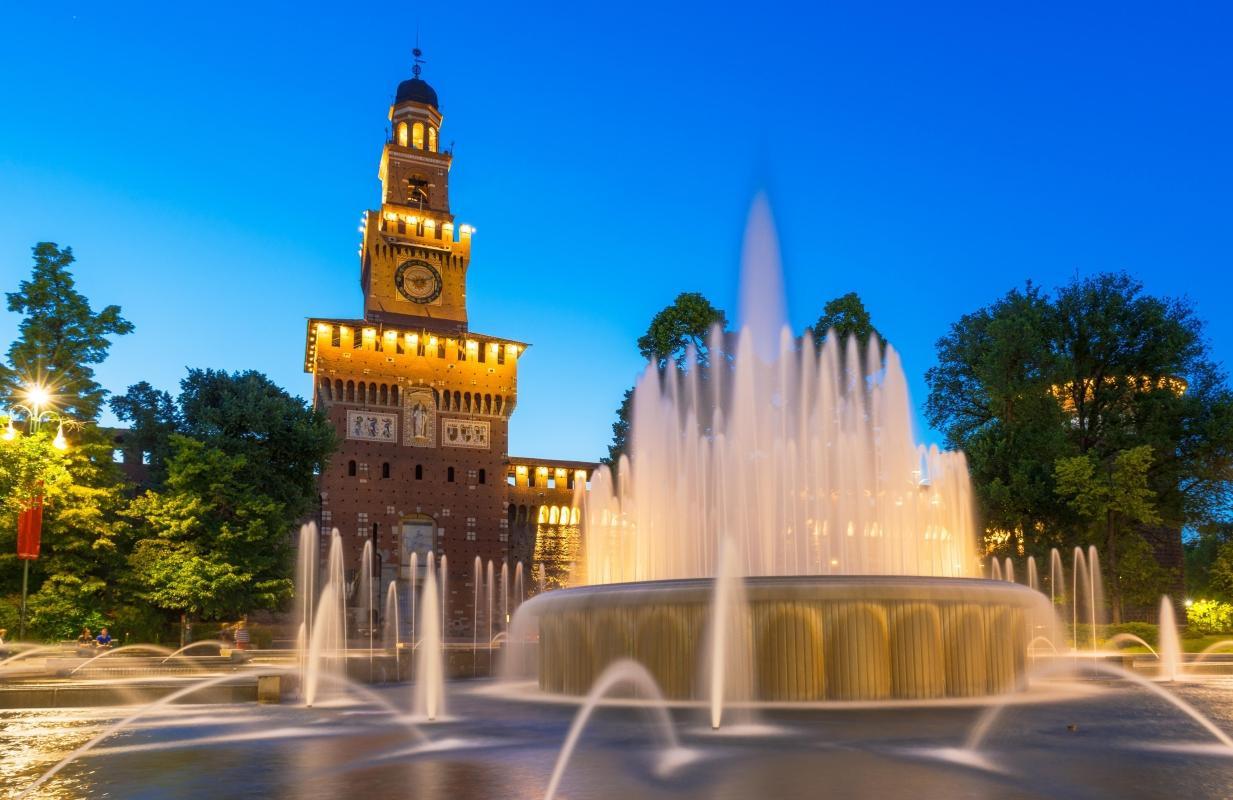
394,260,443,304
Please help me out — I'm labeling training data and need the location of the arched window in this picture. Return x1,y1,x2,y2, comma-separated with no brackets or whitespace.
415,464,423,480
391,386,399,405
412,122,425,149
447,466,455,483
334,379,344,400
428,126,437,152
346,381,355,401
478,468,486,484
368,383,377,404
380,384,389,405
347,460,357,477
396,121,409,147
382,462,390,479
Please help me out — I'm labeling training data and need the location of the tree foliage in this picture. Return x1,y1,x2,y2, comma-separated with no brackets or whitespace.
606,293,729,465
1,243,133,420
0,242,336,641
127,436,295,619
927,273,1233,603
121,371,336,623
636,292,728,370
1054,445,1163,619
811,292,885,353
109,381,180,487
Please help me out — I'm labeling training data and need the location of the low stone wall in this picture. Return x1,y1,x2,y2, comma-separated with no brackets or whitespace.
524,576,1052,701
0,682,259,710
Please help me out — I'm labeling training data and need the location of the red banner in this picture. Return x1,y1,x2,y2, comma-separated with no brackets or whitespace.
16,494,43,560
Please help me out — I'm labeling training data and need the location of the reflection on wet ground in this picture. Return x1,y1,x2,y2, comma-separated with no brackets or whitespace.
4,677,1233,799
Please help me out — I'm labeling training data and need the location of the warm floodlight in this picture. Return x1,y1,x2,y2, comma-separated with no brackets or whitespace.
52,422,68,451
25,384,51,408
2,419,15,441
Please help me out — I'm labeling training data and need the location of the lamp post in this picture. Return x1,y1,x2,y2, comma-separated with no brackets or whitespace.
3,382,73,640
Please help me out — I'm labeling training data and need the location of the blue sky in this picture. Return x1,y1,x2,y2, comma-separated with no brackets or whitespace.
1,2,1230,461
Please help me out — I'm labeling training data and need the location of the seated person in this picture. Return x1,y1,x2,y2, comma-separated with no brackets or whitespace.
95,628,113,648
77,627,95,648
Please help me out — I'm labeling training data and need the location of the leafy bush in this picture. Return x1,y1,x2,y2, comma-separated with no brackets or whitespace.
1103,621,1158,648
1186,599,1233,635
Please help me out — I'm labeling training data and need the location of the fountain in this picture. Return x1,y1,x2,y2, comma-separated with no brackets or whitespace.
8,198,1233,800
383,581,400,655
511,198,1051,702
1159,595,1183,681
413,554,445,720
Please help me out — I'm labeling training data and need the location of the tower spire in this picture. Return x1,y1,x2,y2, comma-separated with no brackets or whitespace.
412,33,424,79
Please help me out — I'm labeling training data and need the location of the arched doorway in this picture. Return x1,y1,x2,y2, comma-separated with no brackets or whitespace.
400,514,437,581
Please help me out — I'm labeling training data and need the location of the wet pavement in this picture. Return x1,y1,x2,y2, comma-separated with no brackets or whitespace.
4,676,1233,799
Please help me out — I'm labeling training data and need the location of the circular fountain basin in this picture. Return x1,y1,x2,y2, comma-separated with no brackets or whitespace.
519,576,1052,702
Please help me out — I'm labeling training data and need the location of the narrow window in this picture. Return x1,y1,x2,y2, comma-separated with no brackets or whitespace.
382,462,390,479
478,468,486,484
415,464,423,480
428,126,437,152
547,475,556,490
478,344,486,363
396,121,409,147
331,326,341,347
447,466,455,483
412,122,425,149
348,460,357,477
528,470,536,488
506,472,516,486
497,346,506,365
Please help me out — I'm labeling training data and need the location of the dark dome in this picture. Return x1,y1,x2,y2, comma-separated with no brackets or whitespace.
395,78,438,109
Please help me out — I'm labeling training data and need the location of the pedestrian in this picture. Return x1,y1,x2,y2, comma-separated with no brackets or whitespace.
95,627,113,648
77,627,94,649
233,620,251,651
0,627,7,645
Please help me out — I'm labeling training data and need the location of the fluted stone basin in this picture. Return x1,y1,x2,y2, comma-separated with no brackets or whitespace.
518,576,1052,702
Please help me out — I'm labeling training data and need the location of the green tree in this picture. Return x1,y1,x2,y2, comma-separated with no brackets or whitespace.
1209,536,1233,601
109,381,181,488
1185,523,1233,600
811,292,885,353
127,436,293,626
124,371,336,632
927,273,1233,596
636,292,729,370
1,243,133,420
1054,445,1161,622
605,293,728,465
176,369,335,518
1,243,136,640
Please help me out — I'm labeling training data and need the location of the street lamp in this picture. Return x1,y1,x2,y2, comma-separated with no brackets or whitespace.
3,381,78,640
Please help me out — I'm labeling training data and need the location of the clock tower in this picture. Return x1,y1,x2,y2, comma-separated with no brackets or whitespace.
302,53,596,642
360,48,471,332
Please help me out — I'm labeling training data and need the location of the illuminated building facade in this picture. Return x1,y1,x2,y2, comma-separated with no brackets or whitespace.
303,57,594,635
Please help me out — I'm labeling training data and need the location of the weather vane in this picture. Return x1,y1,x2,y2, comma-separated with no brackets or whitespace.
412,31,425,79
